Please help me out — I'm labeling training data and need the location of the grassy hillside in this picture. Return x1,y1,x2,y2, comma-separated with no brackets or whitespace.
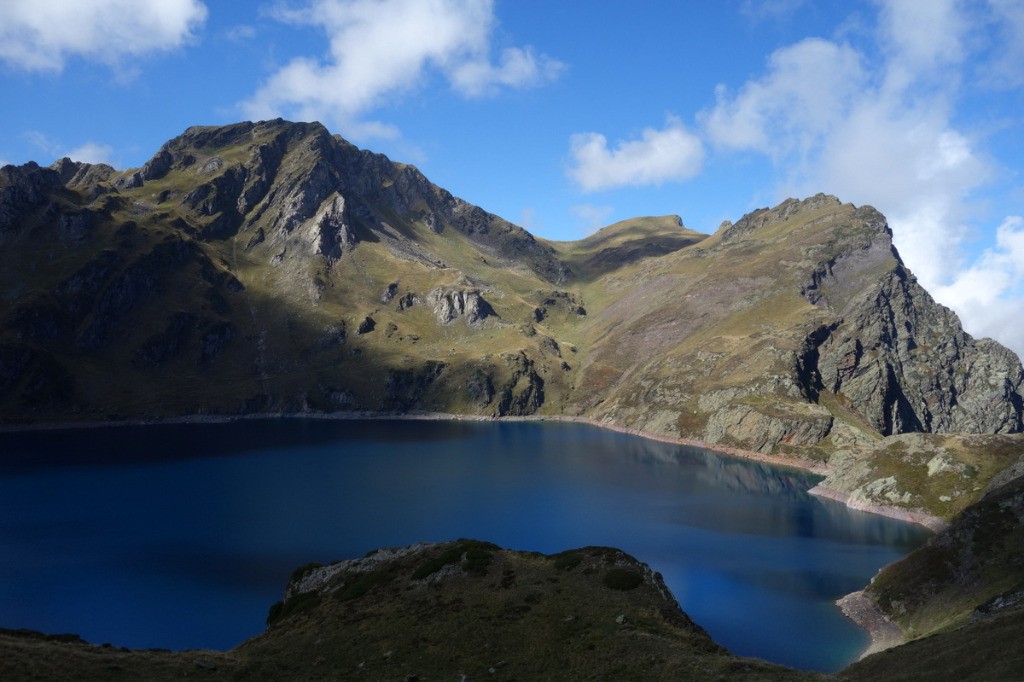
838,472,1024,681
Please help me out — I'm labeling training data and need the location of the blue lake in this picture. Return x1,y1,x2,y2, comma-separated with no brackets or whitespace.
0,418,929,672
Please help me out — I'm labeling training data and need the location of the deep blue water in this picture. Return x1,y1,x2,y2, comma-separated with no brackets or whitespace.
0,418,929,672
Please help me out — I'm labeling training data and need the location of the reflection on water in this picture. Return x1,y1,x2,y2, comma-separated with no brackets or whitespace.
0,418,929,673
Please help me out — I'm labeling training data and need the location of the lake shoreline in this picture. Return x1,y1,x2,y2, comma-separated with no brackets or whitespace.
3,408,930,670
1,408,946,529
835,590,905,659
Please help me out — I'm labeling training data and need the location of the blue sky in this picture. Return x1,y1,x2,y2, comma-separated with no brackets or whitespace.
1,0,1023,358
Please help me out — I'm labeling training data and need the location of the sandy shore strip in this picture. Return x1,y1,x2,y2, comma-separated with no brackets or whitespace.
836,590,905,659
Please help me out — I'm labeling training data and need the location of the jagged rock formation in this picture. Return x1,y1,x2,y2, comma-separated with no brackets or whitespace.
0,120,576,422
801,208,1023,436
427,287,496,325
1,121,1021,510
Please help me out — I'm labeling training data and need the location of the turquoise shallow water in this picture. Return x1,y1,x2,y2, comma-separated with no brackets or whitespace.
0,418,929,672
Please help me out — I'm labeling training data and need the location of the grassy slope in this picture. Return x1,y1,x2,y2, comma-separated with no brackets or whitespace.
839,607,1024,682
838,474,1024,681
553,199,851,444
863,475,1024,638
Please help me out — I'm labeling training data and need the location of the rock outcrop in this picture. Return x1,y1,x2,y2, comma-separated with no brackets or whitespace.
428,287,497,325
802,218,1023,436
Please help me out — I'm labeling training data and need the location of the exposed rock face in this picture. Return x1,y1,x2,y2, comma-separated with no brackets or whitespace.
466,367,495,407
428,288,496,325
382,361,445,411
702,401,834,454
803,222,1024,436
571,194,1022,460
116,119,570,281
0,162,65,239
496,352,544,416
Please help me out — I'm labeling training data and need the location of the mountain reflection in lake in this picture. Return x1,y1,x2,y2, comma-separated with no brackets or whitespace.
0,418,929,672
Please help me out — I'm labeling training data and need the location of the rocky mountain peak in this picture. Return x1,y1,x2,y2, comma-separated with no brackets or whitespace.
718,193,893,246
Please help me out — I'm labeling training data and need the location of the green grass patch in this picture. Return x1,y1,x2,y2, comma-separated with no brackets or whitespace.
552,553,584,571
603,568,644,591
411,540,496,580
266,590,321,627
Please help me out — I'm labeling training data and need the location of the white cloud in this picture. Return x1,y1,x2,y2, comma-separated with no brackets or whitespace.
982,0,1024,88
0,0,207,72
571,204,614,232
874,0,967,90
816,100,988,288
567,117,704,192
934,216,1024,355
450,46,564,97
65,142,115,165
739,0,809,22
241,0,563,139
701,1,1024,359
24,131,117,167
224,24,257,42
704,39,866,162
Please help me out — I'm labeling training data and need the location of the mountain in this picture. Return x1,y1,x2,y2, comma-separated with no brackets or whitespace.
1,119,1022,521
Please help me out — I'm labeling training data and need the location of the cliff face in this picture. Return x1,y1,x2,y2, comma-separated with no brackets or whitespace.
807,228,1023,437
0,121,1021,491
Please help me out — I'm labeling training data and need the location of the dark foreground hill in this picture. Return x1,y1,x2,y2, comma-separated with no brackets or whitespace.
840,472,1024,681
0,542,815,681
2,534,1022,681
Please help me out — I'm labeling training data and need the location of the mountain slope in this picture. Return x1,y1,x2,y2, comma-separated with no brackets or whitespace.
0,120,578,421
566,194,1022,447
1,119,1021,522
839,470,1024,681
